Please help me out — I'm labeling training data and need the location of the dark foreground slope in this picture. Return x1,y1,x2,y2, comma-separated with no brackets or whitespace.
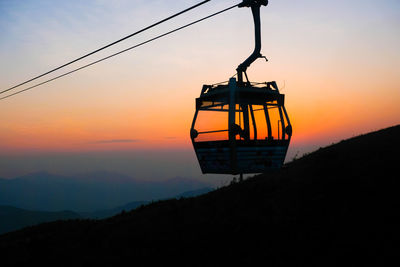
1,125,399,266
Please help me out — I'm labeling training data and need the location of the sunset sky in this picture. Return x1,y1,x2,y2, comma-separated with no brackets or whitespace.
1,0,399,184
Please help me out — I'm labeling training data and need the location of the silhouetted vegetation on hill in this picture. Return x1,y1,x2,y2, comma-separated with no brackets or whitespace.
0,125,398,266
0,206,81,234
80,187,213,219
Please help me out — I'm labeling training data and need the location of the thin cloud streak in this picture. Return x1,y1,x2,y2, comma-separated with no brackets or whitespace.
88,139,140,144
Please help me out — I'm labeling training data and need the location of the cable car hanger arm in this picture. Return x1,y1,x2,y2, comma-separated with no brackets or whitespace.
236,0,268,84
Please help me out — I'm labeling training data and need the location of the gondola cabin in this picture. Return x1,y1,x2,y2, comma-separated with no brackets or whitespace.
191,0,292,175
190,78,292,175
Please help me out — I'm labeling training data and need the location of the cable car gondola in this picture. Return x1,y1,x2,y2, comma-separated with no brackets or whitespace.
190,0,292,175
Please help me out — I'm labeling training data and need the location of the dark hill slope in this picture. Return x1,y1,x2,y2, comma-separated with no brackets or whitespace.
0,206,81,234
0,125,399,266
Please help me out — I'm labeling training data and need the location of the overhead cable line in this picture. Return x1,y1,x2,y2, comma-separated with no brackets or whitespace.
0,3,238,101
0,0,210,96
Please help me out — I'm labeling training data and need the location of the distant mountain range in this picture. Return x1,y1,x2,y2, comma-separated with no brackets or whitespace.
0,171,212,212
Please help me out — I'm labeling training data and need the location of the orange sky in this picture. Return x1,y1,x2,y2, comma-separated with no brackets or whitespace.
0,0,399,179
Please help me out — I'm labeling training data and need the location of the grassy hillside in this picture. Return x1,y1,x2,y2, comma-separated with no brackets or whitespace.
0,125,398,266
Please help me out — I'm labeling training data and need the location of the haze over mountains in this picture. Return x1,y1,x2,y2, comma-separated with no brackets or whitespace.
0,171,212,211
0,171,213,234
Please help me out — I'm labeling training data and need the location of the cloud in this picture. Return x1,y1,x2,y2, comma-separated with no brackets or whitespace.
88,139,140,144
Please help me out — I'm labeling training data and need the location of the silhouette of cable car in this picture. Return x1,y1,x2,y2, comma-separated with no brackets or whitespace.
190,0,292,175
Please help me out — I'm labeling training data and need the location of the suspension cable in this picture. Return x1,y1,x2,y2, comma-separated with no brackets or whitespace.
0,3,238,101
0,0,210,96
